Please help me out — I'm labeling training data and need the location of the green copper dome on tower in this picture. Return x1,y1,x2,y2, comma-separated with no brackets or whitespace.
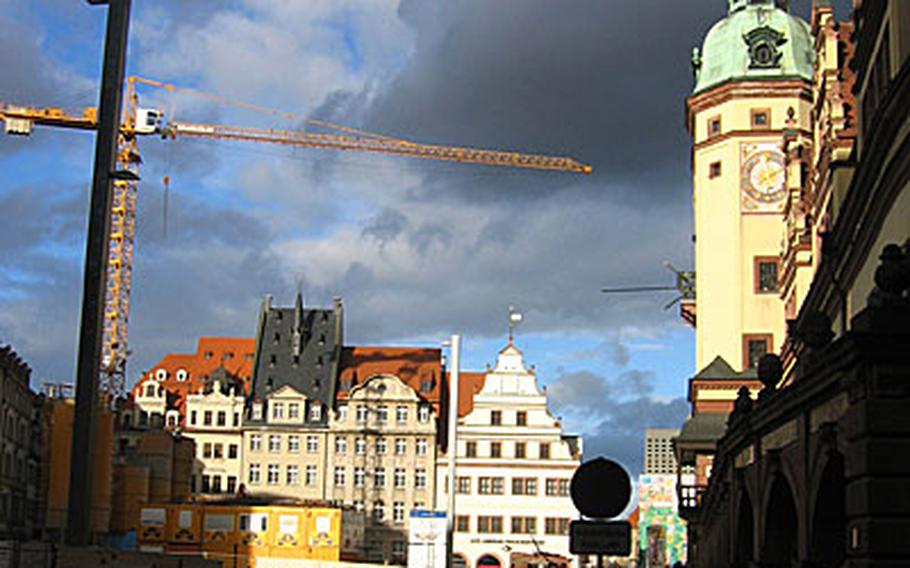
691,0,814,94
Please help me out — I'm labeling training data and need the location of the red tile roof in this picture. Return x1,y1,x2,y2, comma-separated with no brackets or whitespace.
455,372,486,418
130,337,255,422
337,346,443,413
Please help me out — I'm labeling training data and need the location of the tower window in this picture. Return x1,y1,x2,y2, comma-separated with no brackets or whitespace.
754,257,780,293
708,116,722,138
709,161,722,179
751,108,771,129
742,334,773,369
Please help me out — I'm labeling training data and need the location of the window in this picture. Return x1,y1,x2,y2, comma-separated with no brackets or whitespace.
204,411,212,426
355,405,368,423
546,478,570,497
376,438,388,455
512,478,537,496
755,257,780,293
212,474,223,493
376,406,388,423
396,405,408,424
477,516,503,534
217,411,226,426
545,518,570,535
190,411,197,426
354,467,365,488
145,384,155,397
479,477,504,495
201,475,211,493
233,412,240,427
539,443,551,459
309,403,322,422
374,468,386,488
267,464,280,485
355,438,367,455
416,438,429,456
250,434,262,452
394,468,406,488
269,435,281,453
286,464,299,485
239,513,268,533
709,161,722,179
491,410,502,426
335,436,347,454
515,442,526,458
336,404,348,422
228,444,238,459
743,334,772,369
415,468,427,489
287,435,299,453
466,442,477,458
393,502,406,523
252,402,263,420
491,442,502,458
456,477,471,494
708,115,721,137
373,501,386,522
395,438,407,455
418,405,430,423
456,515,470,532
203,443,212,459
307,435,319,453
516,411,527,426
272,402,283,420
227,476,237,494
288,403,299,419
511,516,536,534
751,108,771,129
334,466,346,487
305,465,317,486
213,443,223,459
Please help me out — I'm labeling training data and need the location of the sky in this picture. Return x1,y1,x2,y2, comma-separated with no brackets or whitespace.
0,0,852,478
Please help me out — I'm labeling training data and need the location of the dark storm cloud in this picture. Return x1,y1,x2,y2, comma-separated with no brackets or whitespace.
548,367,687,475
583,396,688,477
331,0,723,204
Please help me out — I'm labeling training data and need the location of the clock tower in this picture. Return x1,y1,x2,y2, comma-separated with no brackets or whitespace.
686,0,815,373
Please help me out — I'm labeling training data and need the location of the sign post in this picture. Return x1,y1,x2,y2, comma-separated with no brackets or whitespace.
569,457,633,568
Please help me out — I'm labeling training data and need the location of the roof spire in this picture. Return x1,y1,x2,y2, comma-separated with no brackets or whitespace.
293,287,304,356
508,305,523,344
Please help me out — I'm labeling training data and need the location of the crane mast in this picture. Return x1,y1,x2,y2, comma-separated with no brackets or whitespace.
1,77,591,397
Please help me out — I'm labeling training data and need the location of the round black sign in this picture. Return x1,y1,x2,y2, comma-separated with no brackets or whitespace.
570,457,632,519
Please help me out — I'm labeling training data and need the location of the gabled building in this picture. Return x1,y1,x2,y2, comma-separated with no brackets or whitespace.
439,340,581,568
130,337,255,428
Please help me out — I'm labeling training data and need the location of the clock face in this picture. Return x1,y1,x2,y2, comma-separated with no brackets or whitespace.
741,149,786,204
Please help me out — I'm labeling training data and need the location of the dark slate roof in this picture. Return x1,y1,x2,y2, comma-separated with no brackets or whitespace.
694,356,758,380
248,294,343,424
677,412,729,444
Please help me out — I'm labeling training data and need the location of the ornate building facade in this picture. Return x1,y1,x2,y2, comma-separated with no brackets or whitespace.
439,341,581,568
678,1,910,565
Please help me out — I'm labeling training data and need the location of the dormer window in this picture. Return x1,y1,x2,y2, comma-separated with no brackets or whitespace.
269,354,277,367
176,369,188,382
252,402,263,420
155,369,167,382
273,332,280,344
272,402,284,420
418,405,430,423
145,384,155,397
309,403,322,422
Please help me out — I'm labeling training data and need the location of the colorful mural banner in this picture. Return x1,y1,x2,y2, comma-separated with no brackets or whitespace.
638,474,687,566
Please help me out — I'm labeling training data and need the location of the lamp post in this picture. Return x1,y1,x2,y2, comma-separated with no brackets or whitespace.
443,335,461,568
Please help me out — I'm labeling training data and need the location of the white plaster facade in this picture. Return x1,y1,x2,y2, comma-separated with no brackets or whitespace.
438,342,582,568
184,378,245,495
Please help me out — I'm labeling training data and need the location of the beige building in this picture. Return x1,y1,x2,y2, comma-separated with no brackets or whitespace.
183,368,246,496
328,373,438,564
440,341,582,568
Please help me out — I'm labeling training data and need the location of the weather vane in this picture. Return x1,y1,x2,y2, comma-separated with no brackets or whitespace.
508,305,523,343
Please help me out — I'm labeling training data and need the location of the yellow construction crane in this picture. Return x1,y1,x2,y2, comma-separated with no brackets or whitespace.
1,76,591,397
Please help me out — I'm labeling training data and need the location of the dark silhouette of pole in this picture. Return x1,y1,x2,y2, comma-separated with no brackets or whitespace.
66,0,132,546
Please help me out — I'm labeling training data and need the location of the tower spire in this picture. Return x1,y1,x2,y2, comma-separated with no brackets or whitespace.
508,305,523,344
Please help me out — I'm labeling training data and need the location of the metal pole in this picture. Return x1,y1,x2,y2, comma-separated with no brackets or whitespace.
66,0,132,546
446,335,461,567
